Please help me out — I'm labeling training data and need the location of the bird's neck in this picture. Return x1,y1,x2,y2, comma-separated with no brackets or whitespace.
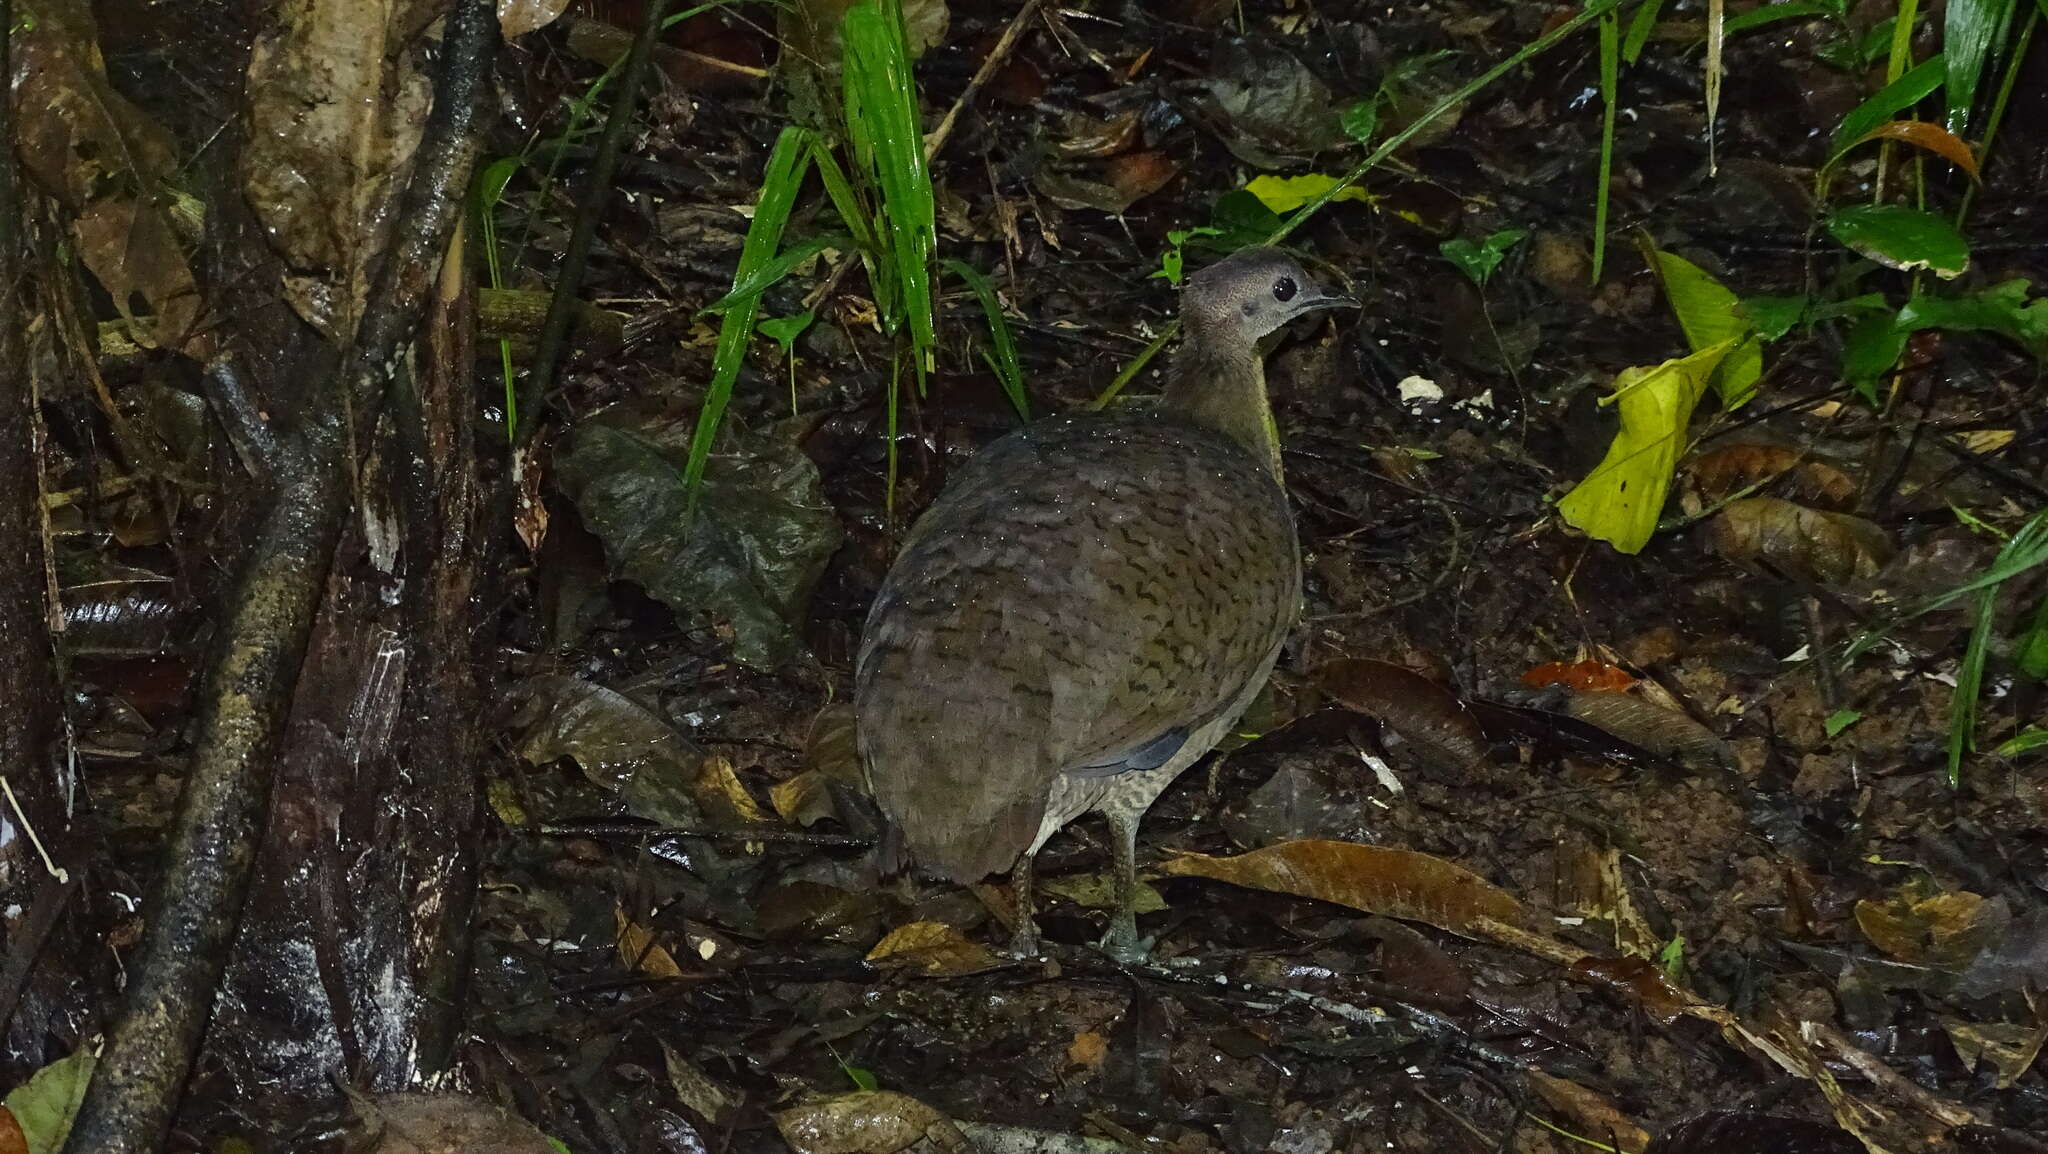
1161,334,1283,479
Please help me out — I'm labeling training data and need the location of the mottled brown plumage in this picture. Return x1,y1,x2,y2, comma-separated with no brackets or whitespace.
855,248,1351,957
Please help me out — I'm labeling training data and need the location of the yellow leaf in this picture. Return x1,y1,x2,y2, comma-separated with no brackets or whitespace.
1647,249,1761,407
1244,173,1376,214
616,908,685,978
865,921,1000,976
1557,341,1735,554
693,755,773,827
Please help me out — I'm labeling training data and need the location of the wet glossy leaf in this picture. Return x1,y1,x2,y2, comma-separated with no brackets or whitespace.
804,703,865,786
1558,341,1734,554
557,406,843,669
692,755,772,827
1832,53,1945,151
1340,99,1379,145
1198,40,1344,167
1992,728,2048,758
2,1051,92,1154
1686,444,1858,510
1842,308,1909,398
1440,228,1527,289
1647,249,1762,406
1563,691,1734,770
1945,0,2016,135
1844,120,1980,179
1567,955,1689,1025
1160,840,1525,938
514,675,706,826
865,921,1000,975
775,1091,973,1154
1895,279,2048,356
1647,1112,1861,1154
1826,204,1970,279
1526,1071,1650,1154
1855,883,2000,968
1522,660,1636,693
1740,293,1807,341
1312,659,1486,769
757,310,817,353
1710,497,1893,585
499,0,572,38
1244,173,1375,214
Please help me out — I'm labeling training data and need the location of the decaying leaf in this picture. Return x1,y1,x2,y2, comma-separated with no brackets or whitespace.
513,674,706,827
1940,1018,2048,1089
1160,840,1525,938
1522,660,1636,693
244,0,443,340
805,703,865,786
347,1090,560,1154
771,770,840,827
1563,690,1735,770
1855,882,2002,969
1197,39,1344,167
555,406,844,669
1039,871,1167,915
662,1042,740,1124
1566,955,1689,1025
1686,444,1859,511
865,921,1000,976
692,754,773,827
1710,497,1893,585
1558,341,1735,554
1553,838,1659,958
1526,1071,1651,1154
13,0,204,354
616,908,687,979
775,1090,974,1154
499,0,572,38
1053,109,1141,158
1032,151,1180,214
1312,659,1486,770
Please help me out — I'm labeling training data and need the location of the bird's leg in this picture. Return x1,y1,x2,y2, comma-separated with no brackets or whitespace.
1099,810,1149,963
1005,852,1041,958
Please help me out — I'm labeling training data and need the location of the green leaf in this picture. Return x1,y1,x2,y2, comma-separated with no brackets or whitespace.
1647,249,1762,406
1994,727,2048,757
1725,0,1844,35
2017,594,2048,680
1741,294,1808,341
1244,173,1375,214
5,1051,95,1154
1833,53,1946,150
1894,279,2048,355
1842,308,1908,401
942,258,1030,420
1340,99,1380,145
1440,228,1528,289
701,233,851,315
1622,0,1669,63
846,1064,880,1092
756,310,815,353
1557,341,1735,553
476,155,520,210
1824,708,1864,737
1945,0,2017,133
1825,203,1970,279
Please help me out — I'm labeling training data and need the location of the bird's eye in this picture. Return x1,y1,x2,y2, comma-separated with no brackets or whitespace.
1272,277,1298,302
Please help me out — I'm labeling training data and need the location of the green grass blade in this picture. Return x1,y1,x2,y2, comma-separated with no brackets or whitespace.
702,232,853,314
843,0,936,366
1945,0,2018,133
1831,53,1946,152
1594,8,1618,283
1950,583,1997,783
683,126,815,509
810,140,893,319
942,258,1028,419
1622,0,1668,62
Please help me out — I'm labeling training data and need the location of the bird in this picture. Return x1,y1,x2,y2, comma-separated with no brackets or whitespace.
855,246,1353,959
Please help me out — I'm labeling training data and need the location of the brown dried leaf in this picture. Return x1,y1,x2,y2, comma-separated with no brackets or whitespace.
351,1091,560,1154
244,0,442,341
805,703,865,787
661,1042,738,1124
770,770,839,828
1054,109,1141,158
72,197,203,350
498,0,572,38
1522,660,1637,692
1940,1019,2048,1089
1526,1071,1651,1154
1710,497,1893,585
1687,444,1858,510
865,921,1000,976
1065,1031,1108,1074
1847,120,1980,180
1039,870,1167,914
1855,884,1998,968
692,755,772,827
615,908,685,979
1103,151,1180,207
1160,840,1525,938
775,1091,973,1154
1564,690,1734,770
1312,659,1486,769
1567,955,1689,1025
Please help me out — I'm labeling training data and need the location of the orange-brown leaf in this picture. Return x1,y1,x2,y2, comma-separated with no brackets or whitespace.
1161,840,1525,937
615,908,685,978
1313,659,1486,769
1849,120,1981,180
1568,955,1689,1025
1687,444,1859,510
1522,660,1636,693
865,921,1000,976
1710,497,1892,585
1525,1071,1652,1153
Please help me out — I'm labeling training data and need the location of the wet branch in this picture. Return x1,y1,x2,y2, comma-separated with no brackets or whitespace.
59,4,498,1151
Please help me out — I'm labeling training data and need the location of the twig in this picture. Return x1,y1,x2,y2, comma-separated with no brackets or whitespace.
539,822,869,848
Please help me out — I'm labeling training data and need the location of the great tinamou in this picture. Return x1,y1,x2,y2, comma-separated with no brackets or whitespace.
855,247,1352,958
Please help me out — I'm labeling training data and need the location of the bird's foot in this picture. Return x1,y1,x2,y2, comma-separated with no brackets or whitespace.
1096,915,1153,965
1003,920,1044,961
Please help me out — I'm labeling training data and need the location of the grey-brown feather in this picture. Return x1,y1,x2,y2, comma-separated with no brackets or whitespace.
855,411,1299,882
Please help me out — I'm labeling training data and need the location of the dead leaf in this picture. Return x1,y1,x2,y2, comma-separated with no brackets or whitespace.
1686,444,1858,510
1065,1031,1108,1074
1312,659,1487,769
692,755,773,827
498,0,572,38
805,703,864,786
1845,121,1981,180
1526,1071,1651,1154
244,0,443,341
1522,660,1637,693
1567,955,1689,1025
661,1042,739,1124
865,921,1000,976
349,1091,560,1154
616,908,686,978
1554,838,1659,958
1039,871,1167,915
1054,109,1141,158
0,1108,24,1154
1941,1018,2048,1089
72,197,204,350
1160,840,1525,938
1710,497,1893,585
1564,690,1735,770
1855,883,2001,969
770,770,839,827
775,1091,973,1154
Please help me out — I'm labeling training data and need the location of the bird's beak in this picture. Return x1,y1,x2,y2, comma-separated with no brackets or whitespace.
1298,289,1359,315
